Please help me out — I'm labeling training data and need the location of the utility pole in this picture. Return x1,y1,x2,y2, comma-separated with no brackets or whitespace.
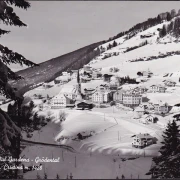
75,156,76,168
62,150,64,161
144,149,145,157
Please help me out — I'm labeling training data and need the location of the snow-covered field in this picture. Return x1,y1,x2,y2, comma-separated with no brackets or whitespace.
21,107,155,179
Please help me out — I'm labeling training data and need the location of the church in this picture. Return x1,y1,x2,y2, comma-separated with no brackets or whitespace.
51,70,82,108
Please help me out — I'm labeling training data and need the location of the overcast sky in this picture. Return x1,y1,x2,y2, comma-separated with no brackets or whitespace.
1,1,180,71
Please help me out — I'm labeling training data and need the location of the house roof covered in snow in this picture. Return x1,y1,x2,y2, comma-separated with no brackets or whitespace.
135,106,144,112
59,84,78,94
133,133,154,139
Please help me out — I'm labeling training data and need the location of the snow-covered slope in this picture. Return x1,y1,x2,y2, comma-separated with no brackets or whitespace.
91,15,180,79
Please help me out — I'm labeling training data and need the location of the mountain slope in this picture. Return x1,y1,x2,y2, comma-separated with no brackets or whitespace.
89,14,180,81
12,41,103,94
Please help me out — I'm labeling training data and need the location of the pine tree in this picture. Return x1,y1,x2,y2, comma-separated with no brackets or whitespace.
112,40,118,47
147,120,180,178
157,15,162,23
0,2,37,178
167,12,172,21
159,25,167,38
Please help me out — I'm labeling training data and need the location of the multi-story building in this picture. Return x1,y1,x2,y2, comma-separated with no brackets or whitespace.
92,86,111,103
153,101,169,114
113,89,125,103
92,91,110,103
150,85,166,93
122,93,142,108
132,133,154,148
51,93,75,108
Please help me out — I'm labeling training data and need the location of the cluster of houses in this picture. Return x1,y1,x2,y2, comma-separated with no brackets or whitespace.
48,65,177,118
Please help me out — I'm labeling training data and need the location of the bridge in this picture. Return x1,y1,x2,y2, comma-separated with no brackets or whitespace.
20,139,76,153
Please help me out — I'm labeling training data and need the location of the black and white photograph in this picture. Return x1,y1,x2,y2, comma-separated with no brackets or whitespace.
0,0,180,179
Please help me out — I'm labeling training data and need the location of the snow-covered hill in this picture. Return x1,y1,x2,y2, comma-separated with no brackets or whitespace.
90,15,180,80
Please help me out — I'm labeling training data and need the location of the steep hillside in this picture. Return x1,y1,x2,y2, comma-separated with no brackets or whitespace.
89,14,180,81
11,41,103,94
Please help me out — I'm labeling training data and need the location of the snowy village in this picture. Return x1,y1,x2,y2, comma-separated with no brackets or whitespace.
0,1,180,180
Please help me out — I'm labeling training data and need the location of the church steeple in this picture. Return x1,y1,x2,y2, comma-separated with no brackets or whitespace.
77,70,81,94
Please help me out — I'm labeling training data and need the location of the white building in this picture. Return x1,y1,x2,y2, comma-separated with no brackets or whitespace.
92,90,111,103
153,101,169,114
132,133,154,148
51,93,75,108
71,70,78,79
59,84,79,100
150,84,166,93
134,106,145,119
122,93,142,108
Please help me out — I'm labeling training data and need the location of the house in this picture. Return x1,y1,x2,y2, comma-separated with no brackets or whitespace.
76,101,94,110
139,102,154,111
81,76,91,83
92,71,102,79
110,84,118,91
51,93,75,108
153,101,169,114
132,86,148,95
164,80,176,87
132,133,154,148
62,71,71,78
142,69,153,77
55,76,70,84
92,90,111,103
71,70,78,79
143,114,157,123
150,84,166,93
103,74,113,82
83,65,92,73
59,84,80,100
77,133,83,140
122,93,142,108
43,81,54,89
134,106,145,119
84,88,96,100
